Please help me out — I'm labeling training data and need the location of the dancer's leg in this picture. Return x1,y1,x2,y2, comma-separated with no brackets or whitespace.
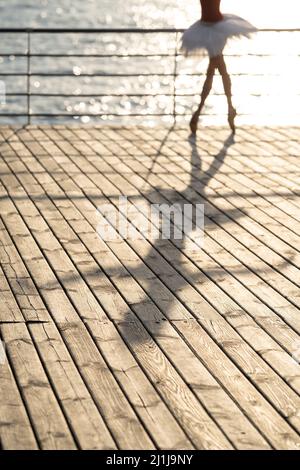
190,57,217,134
217,54,237,133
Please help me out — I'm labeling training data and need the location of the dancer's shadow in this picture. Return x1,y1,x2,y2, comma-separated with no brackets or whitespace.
117,131,242,342
156,132,237,219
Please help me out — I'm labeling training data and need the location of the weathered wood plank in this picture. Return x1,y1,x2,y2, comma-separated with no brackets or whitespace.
0,266,24,323
1,323,76,449
0,220,51,323
0,336,38,449
28,323,117,450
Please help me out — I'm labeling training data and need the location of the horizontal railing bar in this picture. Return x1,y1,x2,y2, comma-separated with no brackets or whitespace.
5,93,176,98
0,94,206,98
0,112,261,117
2,28,184,33
0,113,179,117
0,73,173,76
0,72,284,77
0,28,299,33
0,53,175,58
5,92,293,98
1,53,300,58
3,112,299,118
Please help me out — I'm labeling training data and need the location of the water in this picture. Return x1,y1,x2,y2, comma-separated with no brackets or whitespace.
1,0,299,29
0,0,299,125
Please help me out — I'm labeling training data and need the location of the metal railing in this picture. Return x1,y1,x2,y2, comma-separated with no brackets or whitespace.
0,27,299,124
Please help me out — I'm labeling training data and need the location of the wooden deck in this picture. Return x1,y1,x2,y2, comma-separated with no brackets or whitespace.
0,124,300,450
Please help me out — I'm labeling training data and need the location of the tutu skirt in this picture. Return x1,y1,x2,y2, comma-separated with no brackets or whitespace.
181,14,257,57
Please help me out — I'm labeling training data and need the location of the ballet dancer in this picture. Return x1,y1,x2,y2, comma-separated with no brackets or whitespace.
181,0,257,134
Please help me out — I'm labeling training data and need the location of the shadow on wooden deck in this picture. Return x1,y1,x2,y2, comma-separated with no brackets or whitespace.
0,125,299,450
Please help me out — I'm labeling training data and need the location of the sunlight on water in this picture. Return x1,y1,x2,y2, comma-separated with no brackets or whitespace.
0,0,299,125
1,0,299,29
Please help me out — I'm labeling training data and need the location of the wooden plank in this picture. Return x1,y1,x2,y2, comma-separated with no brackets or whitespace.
106,234,300,434
0,220,51,323
0,265,24,323
1,323,76,449
29,322,117,450
60,319,223,450
0,336,38,449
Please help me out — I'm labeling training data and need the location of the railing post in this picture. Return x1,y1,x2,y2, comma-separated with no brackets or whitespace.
172,32,178,125
26,30,31,125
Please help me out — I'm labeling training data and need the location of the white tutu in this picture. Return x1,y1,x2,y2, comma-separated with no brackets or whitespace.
181,14,257,57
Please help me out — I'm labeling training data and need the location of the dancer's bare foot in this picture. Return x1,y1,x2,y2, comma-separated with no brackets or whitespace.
228,106,237,133
190,111,200,134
